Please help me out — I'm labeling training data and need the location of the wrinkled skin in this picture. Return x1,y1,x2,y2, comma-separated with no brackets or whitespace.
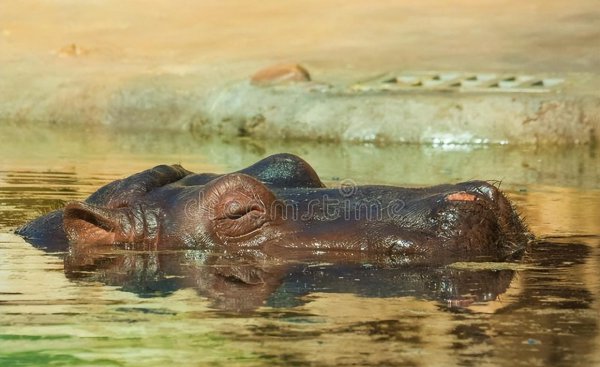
17,153,531,264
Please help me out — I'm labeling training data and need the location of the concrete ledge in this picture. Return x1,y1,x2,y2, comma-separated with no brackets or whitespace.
2,69,599,145
199,75,600,144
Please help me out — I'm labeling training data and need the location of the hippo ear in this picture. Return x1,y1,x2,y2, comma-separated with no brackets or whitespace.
202,174,279,241
86,164,191,208
63,202,130,246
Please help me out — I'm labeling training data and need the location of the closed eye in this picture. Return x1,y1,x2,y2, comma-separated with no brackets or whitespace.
225,202,264,220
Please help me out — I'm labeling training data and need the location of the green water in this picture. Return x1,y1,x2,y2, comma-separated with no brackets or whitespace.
1,126,599,366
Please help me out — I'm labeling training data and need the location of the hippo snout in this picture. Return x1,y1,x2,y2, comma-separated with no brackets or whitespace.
436,181,529,261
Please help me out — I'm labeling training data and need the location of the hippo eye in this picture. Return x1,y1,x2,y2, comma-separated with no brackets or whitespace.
224,201,264,220
215,199,269,239
205,174,277,240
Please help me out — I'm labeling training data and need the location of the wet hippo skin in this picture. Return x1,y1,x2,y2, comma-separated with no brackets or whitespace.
16,153,531,264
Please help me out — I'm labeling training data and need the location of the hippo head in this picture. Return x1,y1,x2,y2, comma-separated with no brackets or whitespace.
21,154,530,264
62,172,283,249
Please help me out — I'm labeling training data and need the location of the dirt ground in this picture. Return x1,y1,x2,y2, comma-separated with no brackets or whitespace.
2,0,599,79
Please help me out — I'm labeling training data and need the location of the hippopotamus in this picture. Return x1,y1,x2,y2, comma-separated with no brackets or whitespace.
16,153,530,264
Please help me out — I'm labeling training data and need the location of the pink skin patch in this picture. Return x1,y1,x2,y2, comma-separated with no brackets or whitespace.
446,192,478,202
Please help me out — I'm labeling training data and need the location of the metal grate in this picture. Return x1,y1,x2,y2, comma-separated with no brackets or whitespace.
351,72,565,93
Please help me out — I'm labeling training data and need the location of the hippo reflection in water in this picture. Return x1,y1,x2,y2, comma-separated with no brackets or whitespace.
17,153,530,264
63,244,518,312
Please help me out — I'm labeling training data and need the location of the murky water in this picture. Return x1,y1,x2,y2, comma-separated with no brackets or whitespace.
1,126,599,366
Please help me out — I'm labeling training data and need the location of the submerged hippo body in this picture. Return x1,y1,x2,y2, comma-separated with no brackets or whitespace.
17,154,530,264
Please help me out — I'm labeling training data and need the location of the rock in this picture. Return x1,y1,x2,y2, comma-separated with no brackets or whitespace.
57,43,88,58
250,63,311,85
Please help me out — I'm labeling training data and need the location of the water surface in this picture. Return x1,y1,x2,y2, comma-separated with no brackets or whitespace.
1,126,599,366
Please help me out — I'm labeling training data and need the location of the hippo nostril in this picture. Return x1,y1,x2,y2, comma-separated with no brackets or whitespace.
446,192,478,202
458,181,500,203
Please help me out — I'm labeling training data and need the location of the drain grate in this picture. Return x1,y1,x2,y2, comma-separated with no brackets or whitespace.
351,72,565,93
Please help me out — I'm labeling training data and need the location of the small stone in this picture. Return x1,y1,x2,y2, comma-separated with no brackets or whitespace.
57,43,88,58
251,63,311,86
